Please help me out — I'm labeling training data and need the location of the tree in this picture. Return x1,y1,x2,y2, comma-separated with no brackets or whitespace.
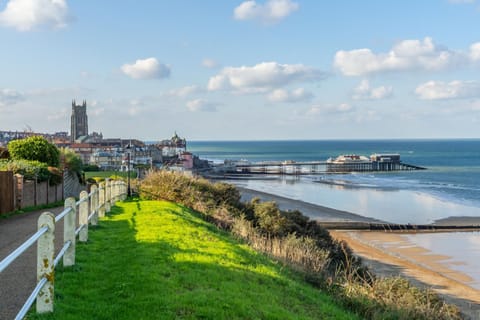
8,136,60,167
60,147,84,182
60,147,83,173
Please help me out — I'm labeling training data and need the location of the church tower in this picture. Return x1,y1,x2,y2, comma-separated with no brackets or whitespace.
70,100,88,142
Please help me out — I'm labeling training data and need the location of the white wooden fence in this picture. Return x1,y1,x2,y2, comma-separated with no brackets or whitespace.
0,179,127,319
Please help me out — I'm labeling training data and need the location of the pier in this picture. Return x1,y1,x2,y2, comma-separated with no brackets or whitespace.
232,161,327,175
228,155,426,175
325,160,426,173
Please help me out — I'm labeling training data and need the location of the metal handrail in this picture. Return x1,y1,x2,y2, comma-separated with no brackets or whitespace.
0,226,49,273
75,224,85,237
76,196,89,206
54,241,72,267
54,206,73,223
88,210,96,221
15,277,48,320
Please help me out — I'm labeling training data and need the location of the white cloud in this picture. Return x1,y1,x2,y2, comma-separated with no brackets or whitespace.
0,0,69,31
470,101,480,111
448,0,475,3
334,37,463,76
267,88,313,103
47,107,68,120
80,71,96,79
208,61,325,93
202,58,218,68
166,85,201,98
86,100,106,117
234,0,299,24
88,100,105,117
470,42,480,61
127,99,145,116
0,88,25,107
186,99,217,112
89,106,105,116
307,103,353,116
128,106,141,116
415,80,480,100
353,79,393,100
27,86,93,97
121,57,171,80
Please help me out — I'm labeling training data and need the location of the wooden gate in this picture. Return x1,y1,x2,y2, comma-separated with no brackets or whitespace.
0,171,14,214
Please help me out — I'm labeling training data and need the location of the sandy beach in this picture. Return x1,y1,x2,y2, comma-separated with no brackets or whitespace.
237,186,480,319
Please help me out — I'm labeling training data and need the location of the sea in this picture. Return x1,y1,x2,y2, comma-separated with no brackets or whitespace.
188,139,480,289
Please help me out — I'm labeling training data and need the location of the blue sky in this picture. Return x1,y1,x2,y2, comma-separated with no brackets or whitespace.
1,0,480,140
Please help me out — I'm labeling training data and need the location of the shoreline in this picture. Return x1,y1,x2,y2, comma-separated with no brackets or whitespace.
331,231,480,319
236,186,480,319
237,186,385,223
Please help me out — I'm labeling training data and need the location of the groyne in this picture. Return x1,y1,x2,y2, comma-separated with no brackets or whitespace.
318,221,480,232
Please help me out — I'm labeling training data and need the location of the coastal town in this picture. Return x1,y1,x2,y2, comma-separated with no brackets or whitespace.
1,100,428,178
0,100,209,174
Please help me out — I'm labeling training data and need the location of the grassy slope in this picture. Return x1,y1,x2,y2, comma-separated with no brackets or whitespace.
84,171,137,180
29,200,360,320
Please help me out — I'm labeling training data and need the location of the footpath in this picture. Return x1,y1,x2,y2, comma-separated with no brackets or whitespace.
0,207,64,320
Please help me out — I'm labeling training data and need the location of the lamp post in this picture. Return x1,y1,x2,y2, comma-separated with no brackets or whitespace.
126,144,131,197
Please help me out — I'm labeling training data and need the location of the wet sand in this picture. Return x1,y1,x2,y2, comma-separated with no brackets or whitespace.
238,186,384,223
237,186,480,319
332,231,480,319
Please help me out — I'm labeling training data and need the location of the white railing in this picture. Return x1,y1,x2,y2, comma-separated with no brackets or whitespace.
0,179,127,319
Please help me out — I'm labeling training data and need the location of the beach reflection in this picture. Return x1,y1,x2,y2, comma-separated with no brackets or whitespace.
235,177,480,225
406,232,480,290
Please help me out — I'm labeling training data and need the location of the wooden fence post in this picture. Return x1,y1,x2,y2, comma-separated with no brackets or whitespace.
79,191,88,242
37,212,55,313
99,182,105,218
63,197,76,267
90,185,98,226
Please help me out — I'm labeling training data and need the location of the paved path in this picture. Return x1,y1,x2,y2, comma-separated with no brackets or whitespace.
0,207,65,320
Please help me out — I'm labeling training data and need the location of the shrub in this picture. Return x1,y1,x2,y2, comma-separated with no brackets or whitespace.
0,159,51,182
140,170,243,218
48,166,63,185
86,177,97,184
0,146,9,159
251,200,288,236
83,164,101,172
8,136,60,167
60,147,83,174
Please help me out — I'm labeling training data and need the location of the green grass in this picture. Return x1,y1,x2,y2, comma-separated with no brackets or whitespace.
84,170,137,180
28,199,360,320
